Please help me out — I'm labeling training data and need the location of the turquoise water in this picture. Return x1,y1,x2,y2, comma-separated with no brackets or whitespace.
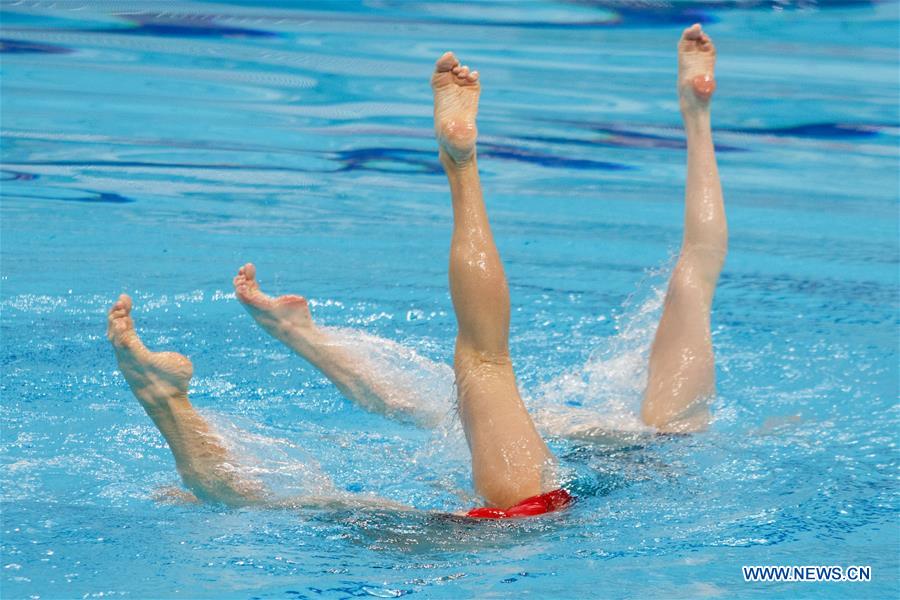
1,1,898,598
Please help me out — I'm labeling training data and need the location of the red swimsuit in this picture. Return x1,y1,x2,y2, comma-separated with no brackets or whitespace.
465,489,573,519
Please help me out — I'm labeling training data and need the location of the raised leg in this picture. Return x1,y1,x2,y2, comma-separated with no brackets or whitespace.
432,52,554,509
641,25,728,433
107,294,265,506
232,264,439,425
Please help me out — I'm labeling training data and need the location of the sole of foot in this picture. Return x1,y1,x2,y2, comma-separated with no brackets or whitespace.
431,51,481,166
678,23,716,113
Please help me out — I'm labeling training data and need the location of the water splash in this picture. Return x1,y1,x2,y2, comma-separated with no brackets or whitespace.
205,412,338,501
531,261,675,440
323,327,456,428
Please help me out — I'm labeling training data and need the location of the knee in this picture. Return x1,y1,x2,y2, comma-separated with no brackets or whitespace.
642,407,710,434
454,345,512,376
641,386,712,433
680,242,727,284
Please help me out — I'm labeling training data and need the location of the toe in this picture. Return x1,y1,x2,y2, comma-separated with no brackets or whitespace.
109,296,128,318
457,65,469,78
467,70,479,82
683,23,702,40
435,51,458,72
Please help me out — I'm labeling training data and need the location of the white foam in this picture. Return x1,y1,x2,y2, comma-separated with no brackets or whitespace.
531,263,673,439
204,412,337,500
322,326,456,428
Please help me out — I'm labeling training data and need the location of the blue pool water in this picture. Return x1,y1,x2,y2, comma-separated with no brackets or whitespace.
1,1,898,598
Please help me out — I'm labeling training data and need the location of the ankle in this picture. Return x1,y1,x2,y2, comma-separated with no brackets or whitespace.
440,148,477,173
277,321,323,354
141,391,191,421
681,111,712,137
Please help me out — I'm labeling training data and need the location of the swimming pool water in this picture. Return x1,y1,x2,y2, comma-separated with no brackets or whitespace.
1,1,898,598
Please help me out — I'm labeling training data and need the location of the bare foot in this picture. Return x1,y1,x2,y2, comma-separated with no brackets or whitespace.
678,23,716,114
107,294,193,410
431,51,480,166
107,295,269,506
233,263,315,344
